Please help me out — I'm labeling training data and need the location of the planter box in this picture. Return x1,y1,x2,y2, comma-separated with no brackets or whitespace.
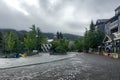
112,53,118,59
103,53,108,56
95,52,99,55
20,53,27,58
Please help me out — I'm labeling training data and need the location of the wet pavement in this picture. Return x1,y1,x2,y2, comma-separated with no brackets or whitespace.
0,53,120,80
0,52,76,69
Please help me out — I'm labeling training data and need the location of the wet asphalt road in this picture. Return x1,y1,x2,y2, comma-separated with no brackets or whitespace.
0,53,120,80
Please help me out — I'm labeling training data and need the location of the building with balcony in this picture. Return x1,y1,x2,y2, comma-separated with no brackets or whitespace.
95,19,108,33
103,6,120,52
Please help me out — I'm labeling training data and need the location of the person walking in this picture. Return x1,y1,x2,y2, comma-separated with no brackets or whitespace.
107,48,111,57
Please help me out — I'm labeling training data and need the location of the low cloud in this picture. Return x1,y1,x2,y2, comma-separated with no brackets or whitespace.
0,0,120,35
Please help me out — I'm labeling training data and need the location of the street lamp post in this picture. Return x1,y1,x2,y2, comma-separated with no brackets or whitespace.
36,34,38,54
4,39,6,58
83,27,88,53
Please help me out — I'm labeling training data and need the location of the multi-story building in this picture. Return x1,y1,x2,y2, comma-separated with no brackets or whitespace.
95,19,108,33
103,6,120,52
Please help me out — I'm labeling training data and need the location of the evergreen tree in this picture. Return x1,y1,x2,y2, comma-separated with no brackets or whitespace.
59,32,63,39
90,20,95,31
56,32,63,40
84,30,104,50
57,32,60,39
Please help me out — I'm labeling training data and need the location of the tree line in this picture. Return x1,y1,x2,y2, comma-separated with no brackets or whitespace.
50,31,69,54
0,25,47,55
75,21,105,52
0,21,103,56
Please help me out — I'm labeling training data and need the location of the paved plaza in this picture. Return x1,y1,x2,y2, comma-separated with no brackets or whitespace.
0,53,120,80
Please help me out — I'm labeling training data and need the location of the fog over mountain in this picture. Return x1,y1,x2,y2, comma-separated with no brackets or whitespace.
0,29,80,40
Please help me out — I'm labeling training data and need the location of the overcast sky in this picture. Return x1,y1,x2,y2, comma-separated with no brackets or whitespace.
0,0,120,35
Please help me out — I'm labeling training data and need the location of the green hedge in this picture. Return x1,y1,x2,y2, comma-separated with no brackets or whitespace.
50,39,68,55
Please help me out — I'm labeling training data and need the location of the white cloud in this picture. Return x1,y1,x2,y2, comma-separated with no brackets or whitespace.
4,0,29,16
61,5,75,22
1,0,120,35
23,0,40,8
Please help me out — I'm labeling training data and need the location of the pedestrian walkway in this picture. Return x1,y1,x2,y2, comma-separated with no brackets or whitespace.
0,52,76,69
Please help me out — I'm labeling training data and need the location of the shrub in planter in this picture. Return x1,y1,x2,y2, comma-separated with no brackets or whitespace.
55,46,66,54
50,45,67,55
50,39,68,55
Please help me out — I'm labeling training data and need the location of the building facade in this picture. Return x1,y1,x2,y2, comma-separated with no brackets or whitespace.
103,6,120,52
95,19,108,33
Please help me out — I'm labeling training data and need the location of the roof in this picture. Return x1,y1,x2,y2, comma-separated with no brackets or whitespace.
105,14,120,24
115,5,120,11
99,19,108,22
95,19,108,26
